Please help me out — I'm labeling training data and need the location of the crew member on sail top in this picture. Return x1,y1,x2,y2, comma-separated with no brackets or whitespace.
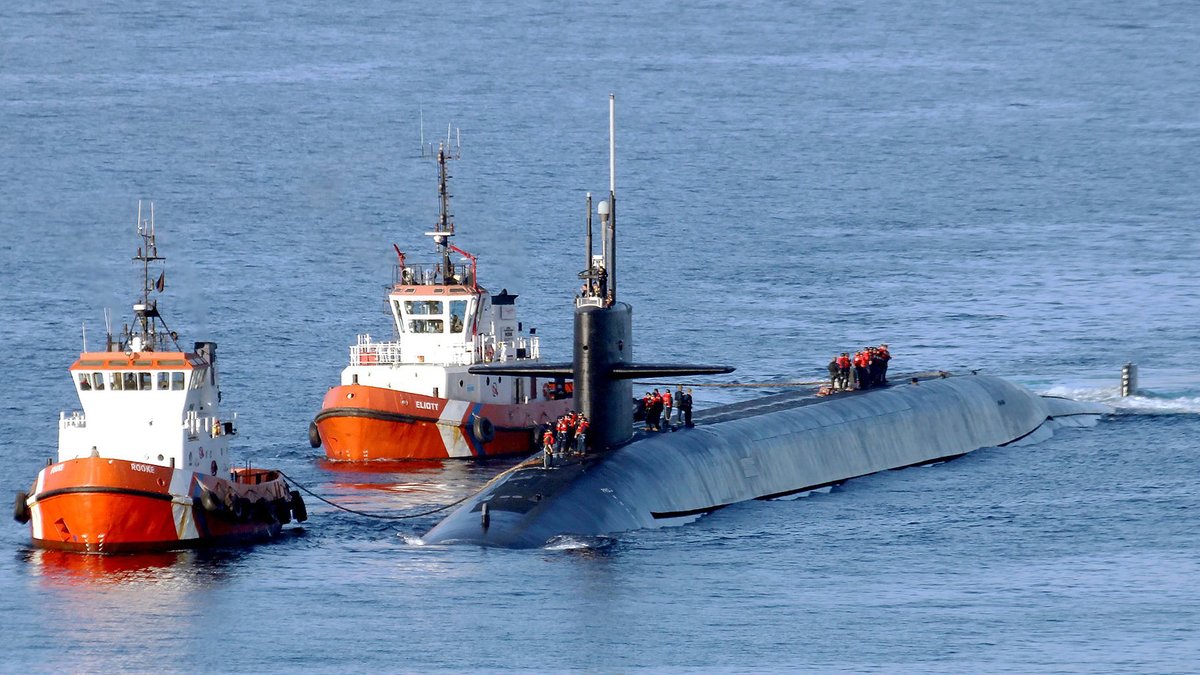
836,352,852,391
827,356,841,391
674,385,685,424
542,427,556,455
680,388,695,427
661,388,673,429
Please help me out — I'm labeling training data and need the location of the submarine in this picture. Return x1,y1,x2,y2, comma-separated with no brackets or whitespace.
421,95,1109,548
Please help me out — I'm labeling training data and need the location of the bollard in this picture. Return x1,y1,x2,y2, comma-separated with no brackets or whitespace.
1120,363,1138,397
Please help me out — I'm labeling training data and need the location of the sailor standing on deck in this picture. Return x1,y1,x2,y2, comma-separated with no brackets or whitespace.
661,388,673,429
681,388,694,427
827,356,841,391
674,385,685,423
877,344,891,385
555,415,571,454
852,350,867,389
836,352,852,390
575,415,589,453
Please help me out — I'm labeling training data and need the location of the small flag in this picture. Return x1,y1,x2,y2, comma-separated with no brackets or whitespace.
155,271,165,293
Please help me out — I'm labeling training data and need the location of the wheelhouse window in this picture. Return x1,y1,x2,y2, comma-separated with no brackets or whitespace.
404,300,443,315
449,300,467,333
172,372,185,390
110,372,124,391
138,372,152,390
77,374,92,391
157,372,170,390
91,373,105,390
408,319,444,334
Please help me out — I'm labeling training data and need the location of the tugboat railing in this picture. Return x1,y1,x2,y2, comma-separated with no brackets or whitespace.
350,333,540,366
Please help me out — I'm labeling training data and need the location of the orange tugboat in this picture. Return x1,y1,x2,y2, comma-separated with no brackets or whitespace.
12,203,306,553
311,146,572,460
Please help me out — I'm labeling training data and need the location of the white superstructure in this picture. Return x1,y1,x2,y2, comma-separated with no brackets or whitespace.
57,202,233,476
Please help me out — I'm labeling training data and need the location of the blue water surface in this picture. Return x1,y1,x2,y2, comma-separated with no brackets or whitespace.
1,0,1198,671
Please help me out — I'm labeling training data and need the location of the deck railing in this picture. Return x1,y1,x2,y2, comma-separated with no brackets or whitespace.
349,333,541,366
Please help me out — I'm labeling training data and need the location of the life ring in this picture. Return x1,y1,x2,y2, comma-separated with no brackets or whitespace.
13,491,30,524
308,421,321,448
471,415,495,444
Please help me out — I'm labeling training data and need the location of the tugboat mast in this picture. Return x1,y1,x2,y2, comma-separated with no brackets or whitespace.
435,143,455,283
119,201,178,353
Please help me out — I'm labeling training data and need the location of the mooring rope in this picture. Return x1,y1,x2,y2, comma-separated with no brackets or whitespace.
280,471,473,520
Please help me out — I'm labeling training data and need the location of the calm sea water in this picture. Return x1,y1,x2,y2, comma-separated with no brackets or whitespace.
2,0,1199,671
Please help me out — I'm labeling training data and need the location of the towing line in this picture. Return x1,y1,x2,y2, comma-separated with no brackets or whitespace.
279,471,473,521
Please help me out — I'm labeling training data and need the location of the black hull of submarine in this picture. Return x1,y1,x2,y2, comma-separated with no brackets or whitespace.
421,374,1107,548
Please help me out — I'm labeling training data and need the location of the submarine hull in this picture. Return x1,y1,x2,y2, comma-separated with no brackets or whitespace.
421,375,1108,547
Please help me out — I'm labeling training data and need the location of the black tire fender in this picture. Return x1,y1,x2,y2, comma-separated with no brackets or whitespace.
471,415,495,444
230,496,250,521
13,491,30,524
308,421,322,449
290,490,308,523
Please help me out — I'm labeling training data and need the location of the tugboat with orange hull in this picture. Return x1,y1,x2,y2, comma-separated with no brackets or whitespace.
311,145,571,461
13,204,306,553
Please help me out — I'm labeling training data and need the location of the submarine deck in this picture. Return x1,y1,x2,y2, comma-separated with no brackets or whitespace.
656,370,952,429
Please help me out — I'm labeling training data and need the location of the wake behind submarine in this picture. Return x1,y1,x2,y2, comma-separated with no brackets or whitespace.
421,95,1109,548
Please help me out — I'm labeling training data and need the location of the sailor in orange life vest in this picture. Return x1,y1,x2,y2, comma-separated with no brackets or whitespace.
875,343,891,385
661,388,673,429
574,415,589,452
836,352,852,390
542,427,556,455
555,415,572,453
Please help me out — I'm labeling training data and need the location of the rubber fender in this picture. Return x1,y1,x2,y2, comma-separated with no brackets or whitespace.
251,498,271,522
199,487,223,513
290,490,308,523
274,499,292,526
13,491,30,524
230,496,250,521
472,415,495,444
308,421,321,449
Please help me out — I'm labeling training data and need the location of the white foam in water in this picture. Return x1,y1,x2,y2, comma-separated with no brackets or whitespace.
543,534,615,551
400,534,426,546
1042,385,1200,415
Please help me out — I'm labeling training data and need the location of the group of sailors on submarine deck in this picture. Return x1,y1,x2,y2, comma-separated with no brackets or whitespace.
542,411,590,457
639,386,694,431
825,344,891,393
